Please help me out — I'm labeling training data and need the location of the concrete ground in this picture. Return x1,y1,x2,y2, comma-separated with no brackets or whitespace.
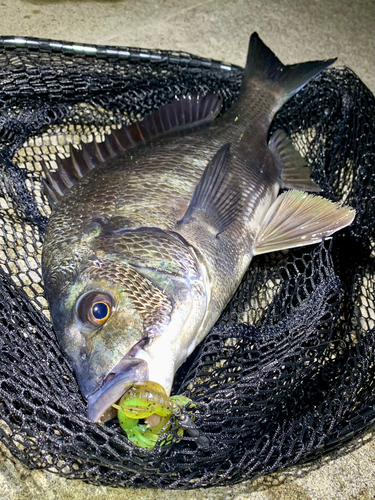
0,0,374,498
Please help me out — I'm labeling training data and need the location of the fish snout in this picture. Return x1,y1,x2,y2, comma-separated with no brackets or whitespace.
86,357,149,423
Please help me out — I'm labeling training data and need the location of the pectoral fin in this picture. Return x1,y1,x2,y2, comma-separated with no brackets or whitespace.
179,143,242,235
253,190,355,255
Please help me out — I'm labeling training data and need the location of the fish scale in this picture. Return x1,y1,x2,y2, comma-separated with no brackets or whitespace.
94,230,200,277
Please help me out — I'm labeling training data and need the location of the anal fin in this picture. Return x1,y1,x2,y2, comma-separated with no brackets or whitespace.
269,129,321,193
253,190,355,255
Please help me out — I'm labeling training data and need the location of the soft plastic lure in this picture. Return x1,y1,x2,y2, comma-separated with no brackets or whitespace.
113,381,192,449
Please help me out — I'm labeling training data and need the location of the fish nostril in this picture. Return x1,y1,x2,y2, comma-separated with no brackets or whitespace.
81,352,87,361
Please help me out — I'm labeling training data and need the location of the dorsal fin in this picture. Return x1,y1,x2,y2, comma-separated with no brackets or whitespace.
43,94,223,205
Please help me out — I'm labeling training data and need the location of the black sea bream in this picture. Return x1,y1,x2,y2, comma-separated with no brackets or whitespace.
42,33,355,423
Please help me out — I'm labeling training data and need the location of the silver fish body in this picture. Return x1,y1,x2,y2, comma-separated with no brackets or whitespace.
42,33,355,422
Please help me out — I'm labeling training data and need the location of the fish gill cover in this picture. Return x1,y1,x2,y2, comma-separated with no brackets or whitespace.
0,36,374,489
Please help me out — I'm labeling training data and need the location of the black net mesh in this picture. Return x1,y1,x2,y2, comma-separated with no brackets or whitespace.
0,36,374,489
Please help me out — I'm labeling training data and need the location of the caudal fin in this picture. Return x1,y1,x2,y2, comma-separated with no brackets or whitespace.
243,33,336,113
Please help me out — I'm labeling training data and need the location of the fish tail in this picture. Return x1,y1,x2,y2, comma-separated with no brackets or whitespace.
242,33,336,116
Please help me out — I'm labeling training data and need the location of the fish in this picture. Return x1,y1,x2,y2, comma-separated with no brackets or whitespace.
41,33,355,424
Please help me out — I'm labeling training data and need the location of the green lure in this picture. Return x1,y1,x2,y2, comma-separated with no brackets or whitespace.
113,381,192,450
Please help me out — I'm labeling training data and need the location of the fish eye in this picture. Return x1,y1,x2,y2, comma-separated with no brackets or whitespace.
77,292,114,327
91,302,110,321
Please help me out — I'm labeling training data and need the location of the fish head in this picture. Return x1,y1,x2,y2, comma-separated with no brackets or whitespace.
43,228,208,423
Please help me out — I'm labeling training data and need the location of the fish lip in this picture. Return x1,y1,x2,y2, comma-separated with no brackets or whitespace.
87,357,148,423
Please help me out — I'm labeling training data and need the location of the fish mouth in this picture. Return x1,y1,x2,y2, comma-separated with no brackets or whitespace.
87,357,149,423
